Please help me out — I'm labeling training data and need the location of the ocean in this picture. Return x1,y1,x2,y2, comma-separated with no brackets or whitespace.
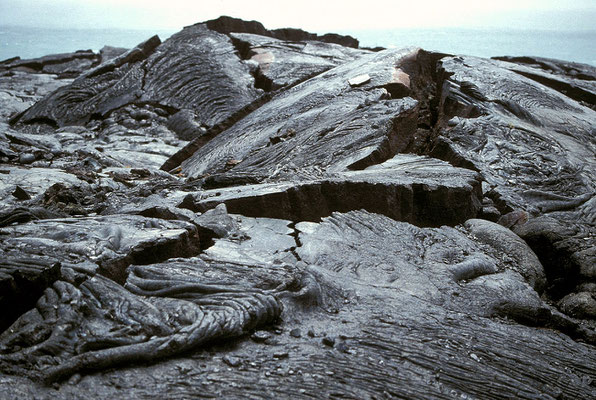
0,26,178,61
1,25,594,66
352,28,596,66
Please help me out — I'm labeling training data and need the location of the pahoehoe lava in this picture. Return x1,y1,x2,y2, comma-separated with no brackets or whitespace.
0,15,595,399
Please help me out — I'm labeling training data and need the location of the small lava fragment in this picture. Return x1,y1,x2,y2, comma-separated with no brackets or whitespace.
322,336,336,347
12,186,31,201
289,328,302,338
19,153,36,164
251,330,272,343
497,210,529,229
348,74,371,87
223,355,242,367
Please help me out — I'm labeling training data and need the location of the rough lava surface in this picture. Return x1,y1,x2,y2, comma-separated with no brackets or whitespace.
0,16,595,399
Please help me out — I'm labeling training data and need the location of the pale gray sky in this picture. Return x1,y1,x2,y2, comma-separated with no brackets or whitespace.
1,0,595,32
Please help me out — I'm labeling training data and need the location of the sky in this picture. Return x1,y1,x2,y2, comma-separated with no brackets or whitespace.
1,0,595,32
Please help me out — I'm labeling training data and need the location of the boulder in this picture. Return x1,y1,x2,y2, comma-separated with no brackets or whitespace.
465,218,546,293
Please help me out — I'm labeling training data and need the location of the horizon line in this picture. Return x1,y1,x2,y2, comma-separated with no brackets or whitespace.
1,23,595,34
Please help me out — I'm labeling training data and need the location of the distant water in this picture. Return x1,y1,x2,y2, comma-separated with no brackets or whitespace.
1,25,594,66
0,26,177,61
345,28,596,66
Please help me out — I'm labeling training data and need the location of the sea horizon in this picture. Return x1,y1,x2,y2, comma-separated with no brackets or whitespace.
1,24,595,66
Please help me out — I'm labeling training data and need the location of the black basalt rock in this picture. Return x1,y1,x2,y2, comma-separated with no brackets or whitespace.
205,15,360,48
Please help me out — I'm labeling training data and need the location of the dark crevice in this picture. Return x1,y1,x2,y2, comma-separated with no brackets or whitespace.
140,60,150,92
515,227,582,302
361,46,386,52
375,50,486,174
88,112,103,123
403,53,489,173
20,117,59,129
287,221,303,262
251,69,274,92
348,50,451,171
97,227,202,285
229,36,253,60
0,208,51,228
195,230,217,254
539,246,581,302
494,303,595,345
7,109,27,126
347,105,419,171
181,178,482,228
202,173,268,190
483,188,514,215
0,259,62,335
229,32,311,92
397,51,456,158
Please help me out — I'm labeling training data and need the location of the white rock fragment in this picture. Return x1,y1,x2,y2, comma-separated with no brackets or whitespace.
348,74,371,87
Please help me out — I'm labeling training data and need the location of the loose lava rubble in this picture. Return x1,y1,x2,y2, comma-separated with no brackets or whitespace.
0,16,595,399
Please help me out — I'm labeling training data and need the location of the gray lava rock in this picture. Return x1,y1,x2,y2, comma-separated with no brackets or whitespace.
430,54,595,317
0,16,595,400
230,32,368,90
0,214,201,282
0,262,281,383
205,16,360,48
181,154,481,227
251,331,273,343
465,218,546,293
0,50,99,78
0,166,94,212
13,27,260,129
558,292,596,319
222,355,242,367
174,47,423,178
